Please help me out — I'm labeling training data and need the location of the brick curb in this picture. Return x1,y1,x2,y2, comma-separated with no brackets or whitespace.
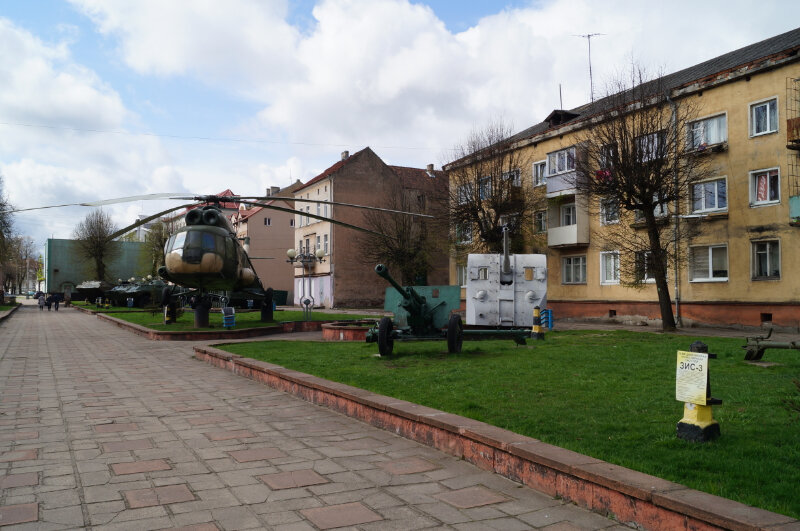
0,303,22,323
193,344,798,531
76,306,326,340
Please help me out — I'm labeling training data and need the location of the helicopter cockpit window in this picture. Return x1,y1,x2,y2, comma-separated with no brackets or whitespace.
166,232,186,256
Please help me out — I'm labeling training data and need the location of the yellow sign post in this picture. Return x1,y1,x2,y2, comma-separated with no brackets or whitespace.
676,342,721,442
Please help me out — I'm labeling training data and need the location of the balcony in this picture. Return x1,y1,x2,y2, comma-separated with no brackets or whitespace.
546,170,582,198
547,207,590,248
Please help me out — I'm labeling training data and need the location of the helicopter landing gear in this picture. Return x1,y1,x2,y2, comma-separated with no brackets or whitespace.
193,294,212,328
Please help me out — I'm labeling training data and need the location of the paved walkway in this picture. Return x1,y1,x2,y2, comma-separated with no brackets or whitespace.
0,304,626,530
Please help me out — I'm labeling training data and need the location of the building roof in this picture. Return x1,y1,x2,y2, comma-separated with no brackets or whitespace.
504,26,800,147
390,165,446,189
293,148,372,194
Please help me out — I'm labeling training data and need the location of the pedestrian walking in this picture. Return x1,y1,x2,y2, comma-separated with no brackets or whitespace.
38,293,45,311
54,294,60,311
46,294,52,311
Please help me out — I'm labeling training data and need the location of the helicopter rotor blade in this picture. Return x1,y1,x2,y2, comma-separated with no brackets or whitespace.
235,196,434,218
105,203,196,241
237,200,386,236
4,192,191,214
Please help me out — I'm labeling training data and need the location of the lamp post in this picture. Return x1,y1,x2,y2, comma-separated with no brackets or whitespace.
287,246,326,321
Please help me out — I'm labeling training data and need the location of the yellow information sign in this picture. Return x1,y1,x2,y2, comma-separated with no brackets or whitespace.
676,350,708,405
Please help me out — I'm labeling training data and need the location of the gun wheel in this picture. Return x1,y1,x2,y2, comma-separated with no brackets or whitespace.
378,316,394,356
447,314,463,354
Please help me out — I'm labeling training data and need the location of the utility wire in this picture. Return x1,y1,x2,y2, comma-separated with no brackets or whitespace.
0,119,442,152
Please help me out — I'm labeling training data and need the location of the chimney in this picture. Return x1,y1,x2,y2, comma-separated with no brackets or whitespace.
266,186,280,196
426,163,435,178
341,150,349,161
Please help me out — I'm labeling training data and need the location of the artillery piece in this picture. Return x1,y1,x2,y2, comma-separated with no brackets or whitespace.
365,264,464,356
743,328,800,360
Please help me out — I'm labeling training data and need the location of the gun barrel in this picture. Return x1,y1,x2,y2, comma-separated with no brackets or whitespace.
375,264,424,305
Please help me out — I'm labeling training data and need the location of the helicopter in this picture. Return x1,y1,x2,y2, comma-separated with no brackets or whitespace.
10,192,432,327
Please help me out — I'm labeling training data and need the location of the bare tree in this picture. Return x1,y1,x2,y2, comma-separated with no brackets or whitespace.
446,119,540,255
144,219,177,276
357,173,448,285
72,209,119,281
0,176,14,274
571,66,715,331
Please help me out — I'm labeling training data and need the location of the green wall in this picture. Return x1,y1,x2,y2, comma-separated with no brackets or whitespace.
45,239,150,293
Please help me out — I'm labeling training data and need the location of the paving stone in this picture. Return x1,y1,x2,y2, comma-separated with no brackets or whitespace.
434,486,509,509
258,469,329,490
203,430,256,441
102,439,153,453
0,449,38,462
301,501,383,529
0,502,38,526
228,447,287,462
379,456,440,475
111,459,171,475
0,472,39,488
124,484,195,508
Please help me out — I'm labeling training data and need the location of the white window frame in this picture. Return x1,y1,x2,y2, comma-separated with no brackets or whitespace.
600,251,620,285
688,113,727,149
635,195,669,221
635,251,657,283
456,264,467,287
547,147,575,176
600,198,619,225
689,244,728,282
749,97,779,137
560,203,576,226
534,210,547,233
532,160,547,186
562,255,586,284
502,169,521,187
635,131,664,162
457,184,471,204
692,177,728,213
478,176,491,200
456,223,472,244
749,167,780,207
752,240,780,280
264,217,271,226
323,234,329,254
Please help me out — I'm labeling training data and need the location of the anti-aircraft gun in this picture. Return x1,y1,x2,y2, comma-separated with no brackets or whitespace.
365,264,463,356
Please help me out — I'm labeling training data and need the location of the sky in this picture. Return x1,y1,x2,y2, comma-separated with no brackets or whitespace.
2,0,800,254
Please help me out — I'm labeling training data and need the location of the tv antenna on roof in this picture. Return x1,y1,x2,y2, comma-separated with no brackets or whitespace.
574,33,605,102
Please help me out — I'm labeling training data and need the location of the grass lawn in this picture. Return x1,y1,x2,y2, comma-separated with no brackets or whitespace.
101,307,378,332
220,330,800,518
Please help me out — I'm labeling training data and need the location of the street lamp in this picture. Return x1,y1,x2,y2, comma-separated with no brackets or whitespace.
287,245,326,321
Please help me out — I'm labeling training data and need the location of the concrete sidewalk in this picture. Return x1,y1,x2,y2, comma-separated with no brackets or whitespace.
0,304,625,529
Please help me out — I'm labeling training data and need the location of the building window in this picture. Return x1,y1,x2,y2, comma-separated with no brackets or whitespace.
324,204,328,217
306,206,311,224
316,203,320,217
600,198,619,224
635,131,664,161
456,264,467,287
290,218,294,227
600,143,617,169
600,251,620,285
560,203,576,226
547,147,575,175
479,176,492,199
534,211,547,233
502,169,521,187
634,195,668,221
316,235,321,251
323,234,329,254
750,168,780,206
264,217,271,226
692,178,727,212
533,161,547,186
690,245,728,281
750,98,778,136
752,240,780,280
457,184,471,204
305,238,310,253
562,255,586,284
689,114,727,148
456,223,473,244
635,251,656,282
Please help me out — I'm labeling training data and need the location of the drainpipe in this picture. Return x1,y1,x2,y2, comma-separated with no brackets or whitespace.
666,92,682,327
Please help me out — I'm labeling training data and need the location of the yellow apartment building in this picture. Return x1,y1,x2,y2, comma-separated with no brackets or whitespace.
447,27,800,329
